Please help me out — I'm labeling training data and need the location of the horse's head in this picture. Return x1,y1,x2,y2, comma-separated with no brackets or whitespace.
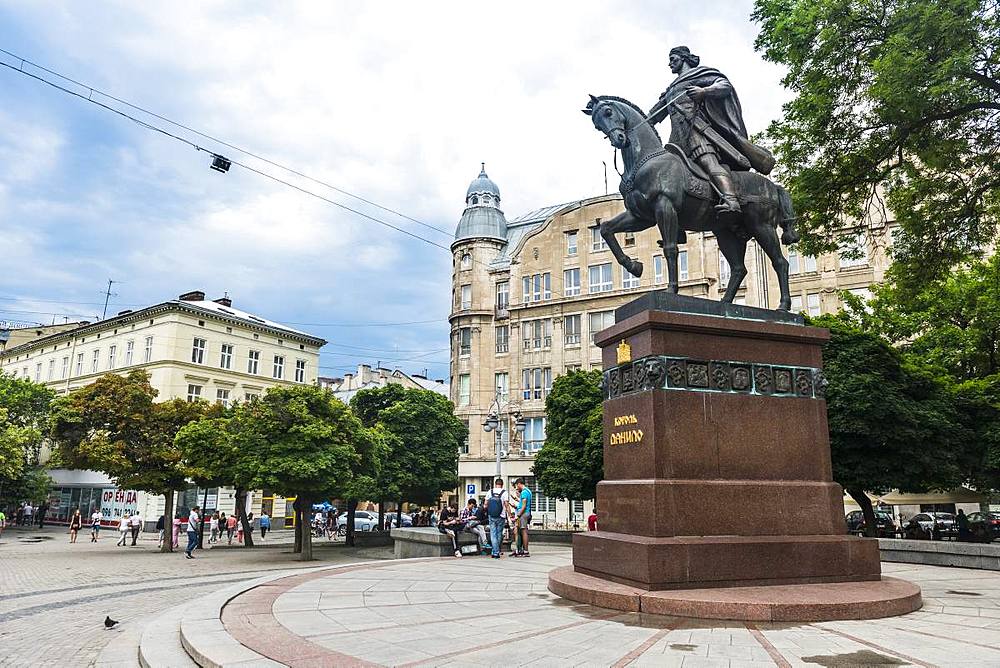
582,95,629,149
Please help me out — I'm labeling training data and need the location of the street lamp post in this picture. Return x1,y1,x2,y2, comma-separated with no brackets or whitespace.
482,390,525,479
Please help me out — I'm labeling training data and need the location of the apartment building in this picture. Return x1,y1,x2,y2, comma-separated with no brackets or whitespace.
0,290,326,528
449,166,896,526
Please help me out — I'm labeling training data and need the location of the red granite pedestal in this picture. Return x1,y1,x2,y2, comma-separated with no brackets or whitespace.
547,294,921,621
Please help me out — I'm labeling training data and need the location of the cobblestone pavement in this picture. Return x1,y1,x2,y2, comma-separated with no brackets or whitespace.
0,526,392,667
222,546,1000,667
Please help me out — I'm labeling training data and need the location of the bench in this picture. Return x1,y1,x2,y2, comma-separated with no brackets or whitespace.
390,527,481,558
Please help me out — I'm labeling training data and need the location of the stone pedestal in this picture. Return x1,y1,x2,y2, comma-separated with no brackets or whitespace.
550,293,920,619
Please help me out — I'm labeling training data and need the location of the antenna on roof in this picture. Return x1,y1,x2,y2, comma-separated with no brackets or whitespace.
101,279,120,319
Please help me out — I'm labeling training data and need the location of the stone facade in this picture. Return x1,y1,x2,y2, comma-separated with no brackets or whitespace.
449,167,898,527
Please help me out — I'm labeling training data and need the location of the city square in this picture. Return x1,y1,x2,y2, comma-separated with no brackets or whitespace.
3,1,1000,667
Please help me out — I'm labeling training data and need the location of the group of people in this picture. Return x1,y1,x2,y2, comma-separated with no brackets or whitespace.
9,502,49,528
438,477,533,559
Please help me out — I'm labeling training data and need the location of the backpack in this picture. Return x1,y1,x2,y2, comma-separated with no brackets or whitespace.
486,490,504,518
475,505,488,525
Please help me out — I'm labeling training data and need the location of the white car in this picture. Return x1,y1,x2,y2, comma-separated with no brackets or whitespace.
336,510,378,532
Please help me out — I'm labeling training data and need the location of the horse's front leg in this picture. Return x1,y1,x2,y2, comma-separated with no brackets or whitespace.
654,196,680,293
601,212,643,277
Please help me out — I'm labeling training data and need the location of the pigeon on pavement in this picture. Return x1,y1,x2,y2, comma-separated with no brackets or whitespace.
104,616,119,629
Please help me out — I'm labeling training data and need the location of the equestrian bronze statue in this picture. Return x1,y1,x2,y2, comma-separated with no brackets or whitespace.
583,46,799,310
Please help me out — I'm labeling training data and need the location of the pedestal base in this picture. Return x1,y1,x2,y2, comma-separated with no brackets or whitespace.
548,566,922,621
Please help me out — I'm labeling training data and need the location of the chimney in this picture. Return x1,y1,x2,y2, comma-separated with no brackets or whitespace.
178,290,205,302
117,309,133,316
213,292,232,307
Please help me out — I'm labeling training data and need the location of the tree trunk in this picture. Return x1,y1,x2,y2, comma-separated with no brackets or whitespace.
378,500,385,532
292,497,302,554
160,489,175,553
299,495,313,561
235,488,254,548
396,502,403,531
346,499,358,547
847,487,878,538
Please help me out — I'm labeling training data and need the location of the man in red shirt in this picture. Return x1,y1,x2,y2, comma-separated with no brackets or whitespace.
587,511,598,531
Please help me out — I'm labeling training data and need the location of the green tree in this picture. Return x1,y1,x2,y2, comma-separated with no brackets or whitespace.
816,314,976,534
0,374,54,500
753,0,1000,287
49,371,211,552
350,386,465,537
532,370,604,503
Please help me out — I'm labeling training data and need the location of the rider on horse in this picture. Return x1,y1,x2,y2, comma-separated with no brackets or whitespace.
648,46,796,243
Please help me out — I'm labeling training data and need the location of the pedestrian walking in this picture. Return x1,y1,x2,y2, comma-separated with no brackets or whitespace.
217,512,226,542
116,515,130,546
209,512,219,543
957,509,972,542
511,478,532,558
69,509,82,543
485,478,511,559
226,513,237,544
172,513,182,549
37,502,48,528
0,508,6,539
587,509,598,531
22,503,33,527
259,511,271,540
185,506,201,559
156,514,165,548
129,510,142,546
90,510,102,542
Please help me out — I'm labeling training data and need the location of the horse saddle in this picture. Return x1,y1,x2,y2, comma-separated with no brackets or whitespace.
663,143,780,206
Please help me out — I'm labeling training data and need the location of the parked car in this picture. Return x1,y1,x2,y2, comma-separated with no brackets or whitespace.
389,513,412,528
336,510,378,531
845,510,898,537
967,512,1000,542
904,512,957,540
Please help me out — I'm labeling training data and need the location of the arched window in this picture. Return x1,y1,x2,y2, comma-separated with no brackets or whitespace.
471,195,479,205
483,194,492,205
461,253,472,270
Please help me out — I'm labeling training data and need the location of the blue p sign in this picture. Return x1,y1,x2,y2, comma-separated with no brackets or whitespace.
466,484,476,496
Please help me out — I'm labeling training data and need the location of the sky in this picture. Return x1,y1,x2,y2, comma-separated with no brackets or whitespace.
0,1,789,381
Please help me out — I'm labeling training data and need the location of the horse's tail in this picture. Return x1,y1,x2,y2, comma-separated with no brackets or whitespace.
776,184,800,245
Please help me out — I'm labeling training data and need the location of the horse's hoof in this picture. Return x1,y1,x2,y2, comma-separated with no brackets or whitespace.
628,261,643,277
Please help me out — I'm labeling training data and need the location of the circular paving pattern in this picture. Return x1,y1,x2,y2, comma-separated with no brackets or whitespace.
221,546,1000,667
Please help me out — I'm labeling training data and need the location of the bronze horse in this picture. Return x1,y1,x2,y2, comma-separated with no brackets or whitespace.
583,94,796,310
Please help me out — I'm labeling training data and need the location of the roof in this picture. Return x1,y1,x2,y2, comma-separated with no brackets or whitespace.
466,164,501,200
454,206,508,243
507,201,577,226
173,299,314,338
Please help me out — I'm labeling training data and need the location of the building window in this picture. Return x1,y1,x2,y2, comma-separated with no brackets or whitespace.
566,230,578,256
248,350,260,375
61,356,69,379
803,255,818,273
522,273,551,303
653,255,664,284
622,262,640,289
564,268,581,296
460,284,472,310
191,338,206,364
565,363,582,373
295,359,306,383
522,319,552,350
719,254,731,287
108,345,117,370
47,359,55,381
807,293,821,316
244,392,260,402
495,281,509,309
273,355,284,379
839,233,868,268
220,343,233,370
495,372,509,403
460,420,470,455
591,227,608,252
495,325,509,354
458,327,472,356
458,374,471,406
564,314,581,345
524,418,547,453
679,250,689,281
790,295,803,313
91,349,100,374
186,384,202,402
144,336,153,363
623,232,636,247
787,249,800,274
460,252,472,270
76,353,84,376
588,263,613,293
125,340,134,366
216,388,230,407
522,367,552,400
525,476,556,511
589,311,615,342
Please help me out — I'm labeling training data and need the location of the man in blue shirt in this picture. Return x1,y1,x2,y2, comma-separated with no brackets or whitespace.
512,478,532,557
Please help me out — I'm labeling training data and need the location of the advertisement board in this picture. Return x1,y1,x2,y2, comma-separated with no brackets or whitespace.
100,488,139,526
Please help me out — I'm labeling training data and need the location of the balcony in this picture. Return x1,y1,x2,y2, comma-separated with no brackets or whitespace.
495,343,509,354
495,306,509,319
459,345,471,356
565,333,581,345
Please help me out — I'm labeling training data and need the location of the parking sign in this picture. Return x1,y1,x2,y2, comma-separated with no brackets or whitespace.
466,484,476,496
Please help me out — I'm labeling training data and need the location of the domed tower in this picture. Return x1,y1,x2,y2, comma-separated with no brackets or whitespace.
451,164,510,481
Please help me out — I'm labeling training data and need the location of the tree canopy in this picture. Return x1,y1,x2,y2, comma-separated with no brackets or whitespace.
532,370,604,502
0,373,54,506
753,0,1000,287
